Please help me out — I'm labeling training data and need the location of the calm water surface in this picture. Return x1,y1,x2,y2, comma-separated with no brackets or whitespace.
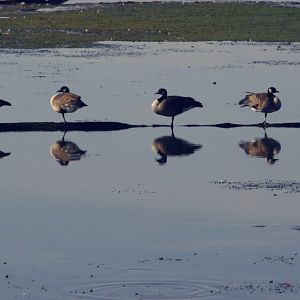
0,42,300,299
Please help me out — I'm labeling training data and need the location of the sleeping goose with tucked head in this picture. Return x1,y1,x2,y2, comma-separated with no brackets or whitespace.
152,88,203,127
50,139,86,166
50,86,87,123
238,87,281,125
239,132,281,165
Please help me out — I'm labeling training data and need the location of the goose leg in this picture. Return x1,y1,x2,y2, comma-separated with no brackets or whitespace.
263,127,268,139
62,113,67,124
171,116,174,128
262,113,268,128
171,126,175,138
62,130,67,142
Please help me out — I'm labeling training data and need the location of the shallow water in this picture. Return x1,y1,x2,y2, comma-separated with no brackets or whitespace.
0,42,300,299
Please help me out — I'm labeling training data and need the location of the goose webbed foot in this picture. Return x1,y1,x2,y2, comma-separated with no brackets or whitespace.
261,120,269,129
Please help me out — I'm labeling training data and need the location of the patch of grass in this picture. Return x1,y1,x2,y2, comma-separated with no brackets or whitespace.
0,2,299,48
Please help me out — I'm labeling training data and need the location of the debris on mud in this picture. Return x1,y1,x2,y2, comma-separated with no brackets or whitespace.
211,179,300,193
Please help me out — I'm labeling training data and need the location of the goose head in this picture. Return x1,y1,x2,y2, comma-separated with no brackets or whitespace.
155,88,167,101
267,87,279,94
57,86,70,93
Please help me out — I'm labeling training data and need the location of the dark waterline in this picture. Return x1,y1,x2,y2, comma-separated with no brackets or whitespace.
1,121,300,132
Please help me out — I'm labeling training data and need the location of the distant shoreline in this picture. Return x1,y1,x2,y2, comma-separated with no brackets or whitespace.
1,2,300,48
1,0,300,5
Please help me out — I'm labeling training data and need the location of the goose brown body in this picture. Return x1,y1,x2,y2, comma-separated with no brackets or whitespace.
152,88,203,127
50,86,87,123
50,140,86,166
239,87,281,123
239,134,281,164
151,135,202,165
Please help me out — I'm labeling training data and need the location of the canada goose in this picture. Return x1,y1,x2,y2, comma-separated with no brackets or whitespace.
151,134,202,165
239,132,281,164
238,87,281,125
152,88,203,127
0,99,11,108
50,86,87,123
50,134,86,166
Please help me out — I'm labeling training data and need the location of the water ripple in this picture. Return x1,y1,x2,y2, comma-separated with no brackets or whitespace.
69,280,218,299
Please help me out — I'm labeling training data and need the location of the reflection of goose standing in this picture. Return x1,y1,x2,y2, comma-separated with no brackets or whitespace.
152,88,203,127
151,135,202,165
239,132,281,164
238,87,281,124
0,99,12,108
50,86,88,123
50,135,86,166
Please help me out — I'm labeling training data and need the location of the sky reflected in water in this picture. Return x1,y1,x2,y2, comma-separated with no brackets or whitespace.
0,42,300,299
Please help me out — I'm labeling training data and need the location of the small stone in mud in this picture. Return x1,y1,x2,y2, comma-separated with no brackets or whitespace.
5,274,9,279
213,81,217,85
90,289,93,293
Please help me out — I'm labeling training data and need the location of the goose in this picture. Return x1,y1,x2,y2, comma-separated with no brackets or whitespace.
238,87,281,125
0,99,11,108
50,134,86,166
152,88,203,127
151,134,202,165
50,86,87,123
239,132,281,164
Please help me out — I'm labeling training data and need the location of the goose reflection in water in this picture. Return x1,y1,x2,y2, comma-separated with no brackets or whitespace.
239,132,281,164
0,150,10,160
151,134,202,165
50,133,86,166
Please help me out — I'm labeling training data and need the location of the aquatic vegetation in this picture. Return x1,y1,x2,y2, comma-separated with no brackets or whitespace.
0,2,300,48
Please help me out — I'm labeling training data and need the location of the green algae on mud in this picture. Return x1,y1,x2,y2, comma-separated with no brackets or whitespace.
0,2,300,48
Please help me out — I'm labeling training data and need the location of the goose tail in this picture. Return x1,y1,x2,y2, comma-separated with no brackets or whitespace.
0,99,12,107
79,100,88,107
238,98,247,106
195,101,203,108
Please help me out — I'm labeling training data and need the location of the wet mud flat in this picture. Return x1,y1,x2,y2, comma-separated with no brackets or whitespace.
0,2,300,48
212,179,300,193
2,251,299,299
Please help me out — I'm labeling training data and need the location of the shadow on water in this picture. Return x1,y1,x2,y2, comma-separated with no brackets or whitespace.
1,121,300,132
151,129,202,165
50,132,86,166
239,131,281,164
